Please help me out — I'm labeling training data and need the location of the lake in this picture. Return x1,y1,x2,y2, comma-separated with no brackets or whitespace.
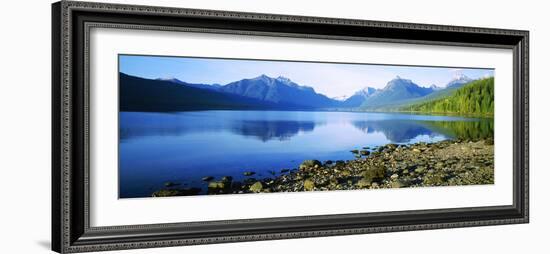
119,110,493,198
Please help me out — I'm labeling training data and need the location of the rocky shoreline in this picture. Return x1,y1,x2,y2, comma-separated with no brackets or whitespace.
152,138,494,197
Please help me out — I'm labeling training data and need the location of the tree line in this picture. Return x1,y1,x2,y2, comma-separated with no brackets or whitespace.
402,77,494,116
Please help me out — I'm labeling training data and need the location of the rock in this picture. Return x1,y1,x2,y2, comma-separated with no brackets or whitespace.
221,176,233,183
268,170,276,176
357,178,372,188
304,179,315,191
415,166,426,174
424,175,445,185
243,171,256,176
362,165,385,182
315,178,329,187
388,166,400,173
280,169,290,173
299,160,322,171
371,182,379,188
341,170,352,177
152,187,201,197
201,176,214,181
412,148,421,153
350,149,359,154
325,160,333,165
152,189,179,197
164,182,179,187
249,181,264,193
391,180,406,188
208,181,226,189
360,150,370,156
390,174,399,180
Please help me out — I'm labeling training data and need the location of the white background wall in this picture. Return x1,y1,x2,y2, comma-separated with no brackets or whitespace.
0,0,547,253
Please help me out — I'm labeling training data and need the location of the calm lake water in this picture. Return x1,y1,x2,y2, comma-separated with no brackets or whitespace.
119,110,493,198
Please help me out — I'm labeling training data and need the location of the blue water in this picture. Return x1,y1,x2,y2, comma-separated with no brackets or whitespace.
119,110,491,198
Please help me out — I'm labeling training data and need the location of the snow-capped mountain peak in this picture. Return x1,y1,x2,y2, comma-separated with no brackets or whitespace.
446,74,473,88
276,76,292,84
354,87,378,97
452,73,472,82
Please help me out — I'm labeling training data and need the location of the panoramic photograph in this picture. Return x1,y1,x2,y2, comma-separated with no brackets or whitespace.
118,55,495,198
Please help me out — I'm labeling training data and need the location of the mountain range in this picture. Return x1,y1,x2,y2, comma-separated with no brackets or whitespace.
219,74,337,108
359,76,435,108
339,87,378,108
120,72,481,112
121,73,286,111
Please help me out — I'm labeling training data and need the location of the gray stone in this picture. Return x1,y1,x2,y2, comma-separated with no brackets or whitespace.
299,160,322,171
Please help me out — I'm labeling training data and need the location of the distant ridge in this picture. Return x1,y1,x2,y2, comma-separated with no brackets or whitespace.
120,73,294,111
156,77,222,91
121,72,489,112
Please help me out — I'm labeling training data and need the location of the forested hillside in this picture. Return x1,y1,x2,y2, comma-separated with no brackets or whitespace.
401,78,494,116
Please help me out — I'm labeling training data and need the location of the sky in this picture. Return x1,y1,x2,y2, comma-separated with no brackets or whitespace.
119,55,494,99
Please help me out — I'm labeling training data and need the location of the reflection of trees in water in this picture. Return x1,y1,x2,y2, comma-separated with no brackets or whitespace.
231,120,318,142
353,120,436,143
423,119,494,140
352,118,493,143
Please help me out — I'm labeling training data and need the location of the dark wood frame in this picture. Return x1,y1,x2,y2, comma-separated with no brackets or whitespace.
52,1,529,253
